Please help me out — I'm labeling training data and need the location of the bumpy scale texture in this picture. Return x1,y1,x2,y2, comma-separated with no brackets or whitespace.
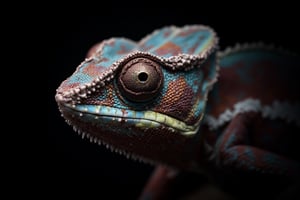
56,25,300,195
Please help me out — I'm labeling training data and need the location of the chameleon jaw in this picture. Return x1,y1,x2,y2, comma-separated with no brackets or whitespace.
64,104,200,136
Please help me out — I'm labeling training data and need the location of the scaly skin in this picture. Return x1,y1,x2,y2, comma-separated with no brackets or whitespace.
55,25,300,199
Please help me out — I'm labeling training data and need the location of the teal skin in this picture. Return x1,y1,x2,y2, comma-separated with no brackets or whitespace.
56,25,300,200
56,25,218,169
56,25,218,135
56,25,300,177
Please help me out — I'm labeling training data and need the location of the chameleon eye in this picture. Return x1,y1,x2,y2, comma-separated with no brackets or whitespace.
118,57,163,102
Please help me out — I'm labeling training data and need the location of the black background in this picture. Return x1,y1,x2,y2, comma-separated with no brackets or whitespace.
47,6,299,199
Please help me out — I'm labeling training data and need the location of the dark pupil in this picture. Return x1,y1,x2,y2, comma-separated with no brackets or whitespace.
138,72,148,82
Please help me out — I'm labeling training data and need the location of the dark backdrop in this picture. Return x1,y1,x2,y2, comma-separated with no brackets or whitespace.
47,6,299,199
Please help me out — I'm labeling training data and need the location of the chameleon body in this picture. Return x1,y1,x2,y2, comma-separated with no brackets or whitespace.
55,25,300,198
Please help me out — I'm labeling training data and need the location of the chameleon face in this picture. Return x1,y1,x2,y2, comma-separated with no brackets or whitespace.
55,25,219,168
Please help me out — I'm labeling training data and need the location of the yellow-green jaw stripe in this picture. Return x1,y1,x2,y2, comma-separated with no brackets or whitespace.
66,104,199,136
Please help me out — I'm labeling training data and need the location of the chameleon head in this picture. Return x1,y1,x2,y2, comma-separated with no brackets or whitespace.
55,25,219,169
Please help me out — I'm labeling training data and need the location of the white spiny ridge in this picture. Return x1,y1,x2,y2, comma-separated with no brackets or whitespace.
68,121,173,168
204,98,300,130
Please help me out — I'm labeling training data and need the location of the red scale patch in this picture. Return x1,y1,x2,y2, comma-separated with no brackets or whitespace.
155,42,182,56
82,63,107,76
154,77,194,123
177,27,199,37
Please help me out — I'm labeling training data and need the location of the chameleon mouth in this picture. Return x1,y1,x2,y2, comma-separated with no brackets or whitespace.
64,104,199,136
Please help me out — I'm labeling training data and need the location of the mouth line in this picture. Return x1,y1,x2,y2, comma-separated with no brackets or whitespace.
63,104,199,136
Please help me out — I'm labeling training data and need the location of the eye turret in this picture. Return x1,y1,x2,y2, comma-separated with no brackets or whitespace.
118,57,163,102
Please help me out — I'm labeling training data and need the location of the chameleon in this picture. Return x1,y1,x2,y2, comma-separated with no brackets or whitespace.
55,25,300,199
